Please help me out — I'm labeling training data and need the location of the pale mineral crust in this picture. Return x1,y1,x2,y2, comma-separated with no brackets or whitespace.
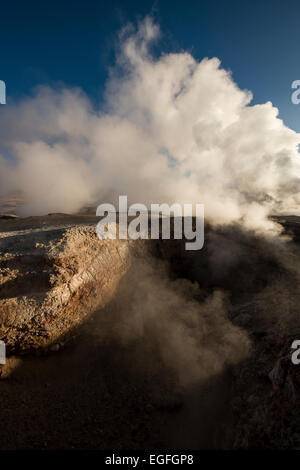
0,219,131,353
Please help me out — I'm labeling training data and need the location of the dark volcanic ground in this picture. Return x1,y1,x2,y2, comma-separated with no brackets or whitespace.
0,311,232,450
1,214,300,449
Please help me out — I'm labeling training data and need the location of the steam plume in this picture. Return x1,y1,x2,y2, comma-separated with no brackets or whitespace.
0,16,299,232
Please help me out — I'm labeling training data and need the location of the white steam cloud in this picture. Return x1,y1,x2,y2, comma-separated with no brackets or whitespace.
0,17,300,230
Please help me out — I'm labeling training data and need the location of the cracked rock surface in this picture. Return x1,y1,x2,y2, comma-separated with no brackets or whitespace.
0,215,131,353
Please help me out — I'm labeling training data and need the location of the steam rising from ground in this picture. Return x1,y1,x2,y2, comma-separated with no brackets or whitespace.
1,17,300,448
0,17,299,231
91,225,300,392
97,258,250,387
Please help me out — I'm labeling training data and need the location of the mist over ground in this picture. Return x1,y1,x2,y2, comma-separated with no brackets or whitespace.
1,217,300,449
1,15,300,451
0,17,299,234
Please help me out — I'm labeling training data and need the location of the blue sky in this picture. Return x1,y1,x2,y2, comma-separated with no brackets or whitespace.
1,0,300,131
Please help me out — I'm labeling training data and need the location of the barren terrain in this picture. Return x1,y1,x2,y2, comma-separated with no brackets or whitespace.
0,214,300,449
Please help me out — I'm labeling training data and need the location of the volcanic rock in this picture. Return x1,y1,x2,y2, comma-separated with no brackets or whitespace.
0,223,131,353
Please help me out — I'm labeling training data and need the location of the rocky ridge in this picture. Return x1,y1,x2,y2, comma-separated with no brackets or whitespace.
0,219,132,353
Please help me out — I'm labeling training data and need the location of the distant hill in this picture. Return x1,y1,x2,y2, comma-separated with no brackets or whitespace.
0,191,24,215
